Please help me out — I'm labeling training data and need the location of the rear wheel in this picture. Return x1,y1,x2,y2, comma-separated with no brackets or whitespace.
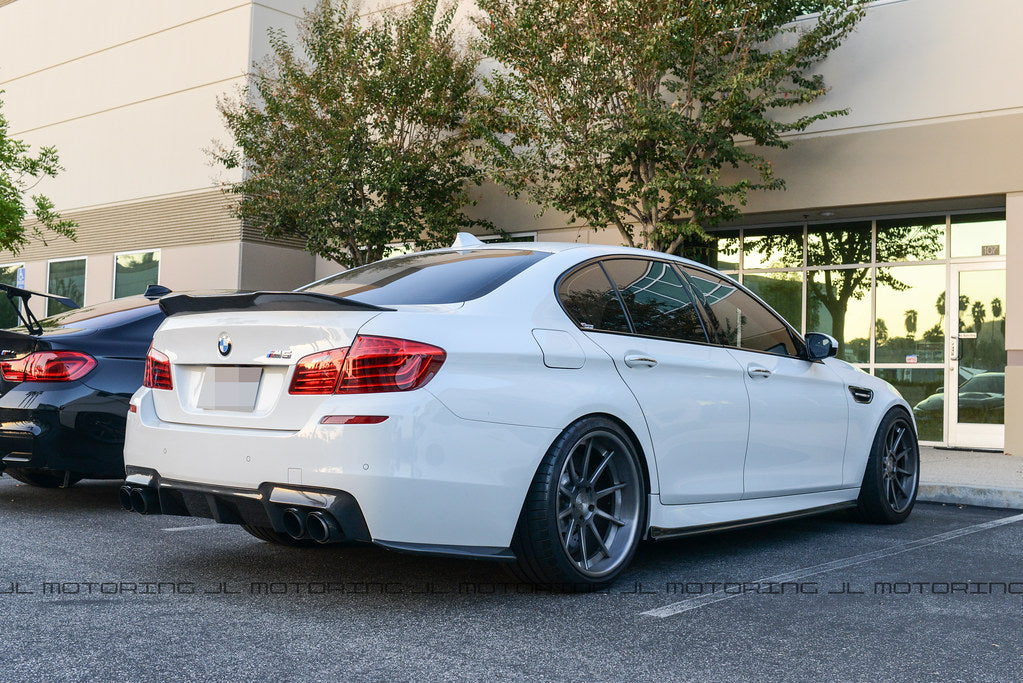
510,417,645,591
855,408,919,524
4,468,81,488
241,524,322,548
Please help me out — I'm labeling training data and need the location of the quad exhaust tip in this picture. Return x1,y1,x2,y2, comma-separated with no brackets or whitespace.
118,485,134,511
281,507,306,539
306,510,343,544
119,485,161,515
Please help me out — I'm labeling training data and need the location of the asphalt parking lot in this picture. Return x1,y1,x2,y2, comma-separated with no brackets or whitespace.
2,476,1021,681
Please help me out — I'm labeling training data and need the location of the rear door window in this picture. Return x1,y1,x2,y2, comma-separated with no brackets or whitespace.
557,263,630,333
600,259,707,343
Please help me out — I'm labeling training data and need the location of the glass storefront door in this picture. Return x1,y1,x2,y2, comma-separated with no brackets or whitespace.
948,264,1006,449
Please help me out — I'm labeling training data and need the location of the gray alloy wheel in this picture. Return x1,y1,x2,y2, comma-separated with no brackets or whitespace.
556,429,643,578
855,408,920,524
510,417,645,590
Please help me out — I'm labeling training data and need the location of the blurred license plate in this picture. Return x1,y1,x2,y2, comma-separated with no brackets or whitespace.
197,366,262,411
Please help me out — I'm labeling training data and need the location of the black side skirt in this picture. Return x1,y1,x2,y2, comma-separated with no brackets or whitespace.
648,501,858,541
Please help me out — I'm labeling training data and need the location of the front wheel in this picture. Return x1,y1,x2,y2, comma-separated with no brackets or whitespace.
855,408,920,524
510,417,646,590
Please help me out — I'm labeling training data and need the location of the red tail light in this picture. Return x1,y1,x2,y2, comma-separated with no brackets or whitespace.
289,347,349,395
144,346,173,390
288,336,445,395
1,351,96,382
337,336,446,394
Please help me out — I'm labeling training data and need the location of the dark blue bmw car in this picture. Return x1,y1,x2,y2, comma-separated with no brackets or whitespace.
0,286,167,487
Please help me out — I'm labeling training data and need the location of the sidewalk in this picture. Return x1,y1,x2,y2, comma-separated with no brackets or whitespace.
918,446,1023,510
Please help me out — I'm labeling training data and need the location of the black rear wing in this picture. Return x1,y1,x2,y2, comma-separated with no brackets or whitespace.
159,291,392,316
0,283,79,336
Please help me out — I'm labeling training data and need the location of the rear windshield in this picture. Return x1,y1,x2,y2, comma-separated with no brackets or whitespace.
32,296,160,332
300,249,550,305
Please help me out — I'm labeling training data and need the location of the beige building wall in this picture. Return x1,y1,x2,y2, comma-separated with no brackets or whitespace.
0,0,313,292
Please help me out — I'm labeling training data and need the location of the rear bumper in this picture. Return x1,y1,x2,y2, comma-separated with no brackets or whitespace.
124,387,559,551
0,406,126,479
122,469,515,560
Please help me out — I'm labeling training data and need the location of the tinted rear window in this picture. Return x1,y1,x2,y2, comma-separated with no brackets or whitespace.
27,296,161,332
300,249,550,305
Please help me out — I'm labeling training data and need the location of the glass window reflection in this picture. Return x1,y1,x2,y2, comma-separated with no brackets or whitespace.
0,264,22,329
681,230,739,272
876,217,945,263
878,368,944,442
743,226,803,270
951,214,1006,258
807,221,872,266
742,271,803,331
807,268,871,363
114,251,161,299
875,265,945,363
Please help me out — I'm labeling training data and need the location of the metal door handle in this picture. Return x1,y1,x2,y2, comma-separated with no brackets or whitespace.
624,354,658,368
747,365,772,379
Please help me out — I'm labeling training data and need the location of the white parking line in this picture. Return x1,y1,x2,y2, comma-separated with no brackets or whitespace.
162,524,224,532
642,511,1023,619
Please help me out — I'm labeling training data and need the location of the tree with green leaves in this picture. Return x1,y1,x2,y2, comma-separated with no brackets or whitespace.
0,92,76,255
971,300,986,336
473,0,864,253
211,0,486,267
904,309,917,338
874,317,888,344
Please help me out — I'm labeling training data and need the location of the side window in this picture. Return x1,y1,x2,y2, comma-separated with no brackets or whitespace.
681,266,799,357
557,263,630,333
601,259,707,343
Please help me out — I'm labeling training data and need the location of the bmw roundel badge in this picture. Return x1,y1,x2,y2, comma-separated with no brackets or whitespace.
218,333,232,357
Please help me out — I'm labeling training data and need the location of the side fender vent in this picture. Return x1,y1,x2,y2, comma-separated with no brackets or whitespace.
849,386,874,404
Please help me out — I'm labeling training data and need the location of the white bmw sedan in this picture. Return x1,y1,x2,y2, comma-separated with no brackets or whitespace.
122,236,919,589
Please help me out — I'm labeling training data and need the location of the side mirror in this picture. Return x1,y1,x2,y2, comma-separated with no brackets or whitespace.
805,332,839,360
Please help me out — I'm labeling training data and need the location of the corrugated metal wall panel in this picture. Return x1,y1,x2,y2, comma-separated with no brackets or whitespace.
8,189,244,261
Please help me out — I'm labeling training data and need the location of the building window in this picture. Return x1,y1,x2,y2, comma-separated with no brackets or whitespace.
47,258,86,316
0,263,24,329
114,250,161,299
699,209,1006,446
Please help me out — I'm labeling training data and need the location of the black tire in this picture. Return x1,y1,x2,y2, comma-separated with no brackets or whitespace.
509,416,646,591
855,407,920,524
4,468,81,488
241,524,322,547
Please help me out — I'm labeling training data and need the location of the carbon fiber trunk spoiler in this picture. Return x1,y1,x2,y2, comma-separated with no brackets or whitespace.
158,291,392,316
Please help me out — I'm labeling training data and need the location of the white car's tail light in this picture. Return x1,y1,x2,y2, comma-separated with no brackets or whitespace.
337,336,446,394
289,348,349,395
143,346,173,390
288,336,445,395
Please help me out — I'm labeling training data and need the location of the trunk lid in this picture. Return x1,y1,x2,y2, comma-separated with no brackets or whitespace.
150,308,383,430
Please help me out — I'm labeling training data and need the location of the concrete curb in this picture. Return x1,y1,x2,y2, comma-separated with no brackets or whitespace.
918,483,1023,511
